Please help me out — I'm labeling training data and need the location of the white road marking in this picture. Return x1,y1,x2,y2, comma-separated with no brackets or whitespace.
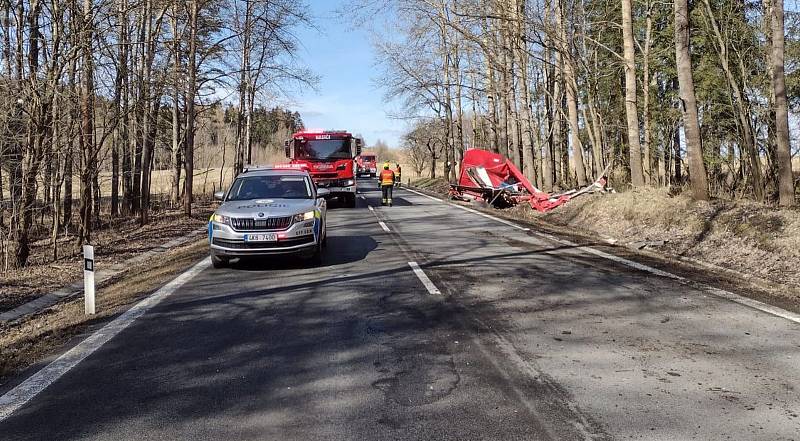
378,221,391,233
405,188,530,231
705,287,800,324
359,195,366,200
404,187,442,202
368,205,374,212
404,187,800,325
0,257,211,422
408,262,442,295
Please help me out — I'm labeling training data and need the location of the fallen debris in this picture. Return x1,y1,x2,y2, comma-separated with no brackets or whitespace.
449,149,611,211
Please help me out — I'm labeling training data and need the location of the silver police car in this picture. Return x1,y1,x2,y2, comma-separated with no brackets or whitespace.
209,167,328,268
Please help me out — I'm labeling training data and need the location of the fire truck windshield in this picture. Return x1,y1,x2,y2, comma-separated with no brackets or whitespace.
295,138,351,160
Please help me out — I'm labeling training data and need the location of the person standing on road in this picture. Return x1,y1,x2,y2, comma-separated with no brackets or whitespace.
395,163,402,188
379,163,396,206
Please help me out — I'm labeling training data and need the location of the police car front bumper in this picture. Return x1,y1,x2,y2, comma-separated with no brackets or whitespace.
209,220,319,257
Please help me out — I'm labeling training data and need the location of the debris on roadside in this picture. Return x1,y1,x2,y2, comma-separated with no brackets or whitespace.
448,149,612,212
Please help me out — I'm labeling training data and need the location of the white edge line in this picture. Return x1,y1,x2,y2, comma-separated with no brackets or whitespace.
404,187,800,325
405,188,530,231
0,257,212,421
378,221,391,233
408,262,442,295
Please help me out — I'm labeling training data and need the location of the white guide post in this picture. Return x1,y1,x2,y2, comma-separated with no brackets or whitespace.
83,245,95,315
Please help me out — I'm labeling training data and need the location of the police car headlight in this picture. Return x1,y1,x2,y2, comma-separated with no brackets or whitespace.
294,211,315,222
344,179,355,186
211,213,230,225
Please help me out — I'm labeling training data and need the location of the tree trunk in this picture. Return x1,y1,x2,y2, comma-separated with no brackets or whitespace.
453,43,464,168
170,0,182,205
110,0,128,217
183,0,198,216
78,0,95,243
515,0,536,185
119,0,132,215
558,0,586,186
769,0,795,206
622,0,644,187
542,0,554,191
641,2,653,185
674,0,709,200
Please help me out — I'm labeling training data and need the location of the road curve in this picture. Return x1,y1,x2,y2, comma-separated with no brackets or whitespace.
1,181,798,440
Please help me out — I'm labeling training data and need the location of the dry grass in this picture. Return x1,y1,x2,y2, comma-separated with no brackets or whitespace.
413,177,452,195
0,240,208,381
1,167,237,201
524,188,800,290
413,179,800,294
0,202,214,311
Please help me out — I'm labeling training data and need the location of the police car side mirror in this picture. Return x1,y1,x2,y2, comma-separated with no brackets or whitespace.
213,190,225,201
316,188,331,198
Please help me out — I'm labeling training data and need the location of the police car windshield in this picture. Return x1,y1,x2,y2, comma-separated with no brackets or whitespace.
227,175,312,201
295,138,351,160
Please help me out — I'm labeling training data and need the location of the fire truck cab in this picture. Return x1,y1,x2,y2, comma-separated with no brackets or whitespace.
356,152,378,178
284,130,362,208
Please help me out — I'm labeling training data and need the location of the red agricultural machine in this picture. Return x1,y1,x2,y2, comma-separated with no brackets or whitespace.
449,149,610,212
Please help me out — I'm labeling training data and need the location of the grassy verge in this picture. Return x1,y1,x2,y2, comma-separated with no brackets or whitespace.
411,179,800,302
0,240,208,383
0,204,213,312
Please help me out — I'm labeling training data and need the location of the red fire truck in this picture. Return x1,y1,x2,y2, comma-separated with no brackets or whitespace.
355,152,378,178
284,130,362,207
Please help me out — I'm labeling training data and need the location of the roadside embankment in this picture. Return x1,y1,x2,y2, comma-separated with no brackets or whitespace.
0,203,213,313
413,178,800,297
0,240,208,382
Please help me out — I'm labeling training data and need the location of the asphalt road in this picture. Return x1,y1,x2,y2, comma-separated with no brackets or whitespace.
1,181,798,440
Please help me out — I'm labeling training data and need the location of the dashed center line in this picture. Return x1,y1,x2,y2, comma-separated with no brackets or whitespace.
408,262,442,295
378,221,391,233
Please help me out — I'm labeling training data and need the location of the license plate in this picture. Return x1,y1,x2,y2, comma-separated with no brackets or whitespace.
244,233,277,242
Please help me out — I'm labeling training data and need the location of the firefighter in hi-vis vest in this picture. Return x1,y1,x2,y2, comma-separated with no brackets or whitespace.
394,163,402,187
379,162,396,206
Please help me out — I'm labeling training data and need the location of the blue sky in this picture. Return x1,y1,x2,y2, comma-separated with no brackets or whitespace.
289,0,405,148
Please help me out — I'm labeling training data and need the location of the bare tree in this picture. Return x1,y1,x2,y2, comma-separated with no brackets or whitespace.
674,0,709,200
768,0,795,206
621,0,644,187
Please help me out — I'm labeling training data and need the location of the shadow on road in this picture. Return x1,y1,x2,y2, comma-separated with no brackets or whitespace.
225,234,379,271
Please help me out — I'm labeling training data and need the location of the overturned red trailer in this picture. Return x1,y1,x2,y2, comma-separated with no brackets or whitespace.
449,149,609,212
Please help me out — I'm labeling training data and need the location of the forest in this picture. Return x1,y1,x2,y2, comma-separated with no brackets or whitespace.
370,0,799,204
0,0,311,269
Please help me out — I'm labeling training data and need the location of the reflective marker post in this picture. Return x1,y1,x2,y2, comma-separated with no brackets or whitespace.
83,245,95,315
